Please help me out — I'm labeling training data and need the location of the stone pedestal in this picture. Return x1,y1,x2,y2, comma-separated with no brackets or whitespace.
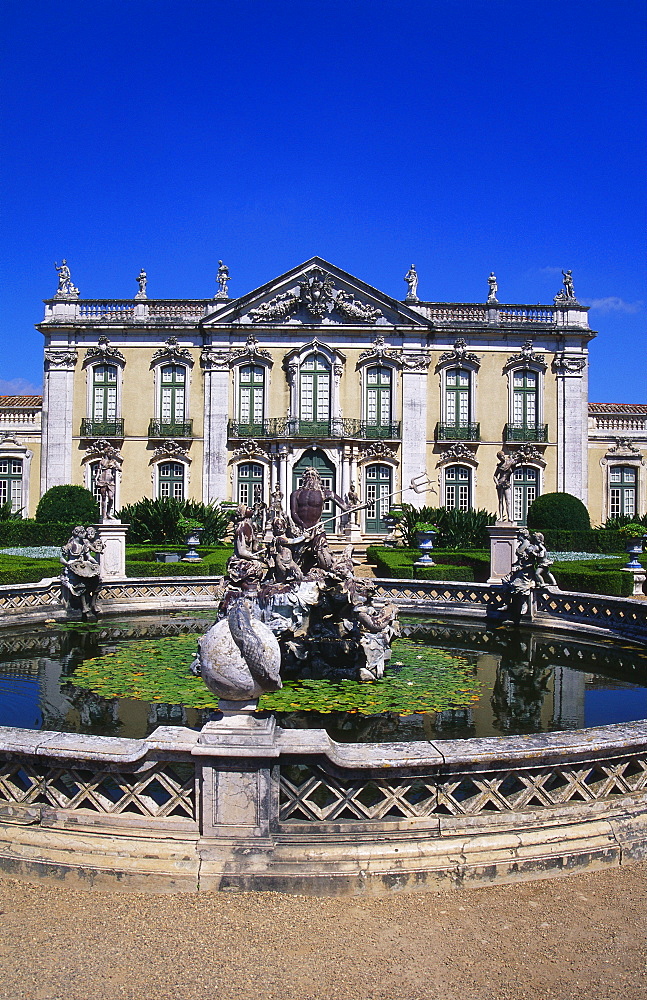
95,520,129,581
487,523,519,583
621,567,647,597
194,707,278,841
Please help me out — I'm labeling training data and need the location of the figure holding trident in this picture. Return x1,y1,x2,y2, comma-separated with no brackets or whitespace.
317,471,437,531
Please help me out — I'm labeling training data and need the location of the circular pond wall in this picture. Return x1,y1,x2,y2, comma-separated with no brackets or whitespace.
0,576,645,894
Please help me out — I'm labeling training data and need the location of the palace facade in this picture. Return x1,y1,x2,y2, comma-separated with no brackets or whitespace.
1,257,645,532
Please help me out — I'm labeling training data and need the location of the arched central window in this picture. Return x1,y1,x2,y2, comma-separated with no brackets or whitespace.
160,365,186,427
444,465,471,511
237,463,264,508
158,461,185,500
299,354,330,433
0,458,22,513
365,366,392,437
610,466,637,518
238,365,265,433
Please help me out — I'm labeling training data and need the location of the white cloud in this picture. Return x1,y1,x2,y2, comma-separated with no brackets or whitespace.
0,377,42,396
582,297,644,314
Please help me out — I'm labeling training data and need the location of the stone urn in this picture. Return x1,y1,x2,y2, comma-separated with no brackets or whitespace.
624,534,646,570
414,528,437,567
182,526,204,563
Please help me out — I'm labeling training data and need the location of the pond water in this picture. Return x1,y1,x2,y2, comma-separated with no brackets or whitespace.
1,611,646,743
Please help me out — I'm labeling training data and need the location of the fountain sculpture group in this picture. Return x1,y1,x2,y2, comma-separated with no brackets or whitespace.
191,467,400,704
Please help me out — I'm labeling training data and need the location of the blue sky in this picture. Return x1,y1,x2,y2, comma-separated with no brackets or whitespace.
1,0,644,402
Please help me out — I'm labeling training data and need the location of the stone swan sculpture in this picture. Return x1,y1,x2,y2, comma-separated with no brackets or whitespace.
190,595,282,701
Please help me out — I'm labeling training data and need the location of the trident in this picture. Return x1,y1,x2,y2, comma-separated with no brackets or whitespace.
318,472,436,528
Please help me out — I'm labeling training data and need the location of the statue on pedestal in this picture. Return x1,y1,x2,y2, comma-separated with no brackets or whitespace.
487,272,498,303
494,451,520,522
95,454,118,520
135,268,147,298
54,259,79,297
60,526,104,616
215,260,230,300
404,264,419,302
561,269,576,300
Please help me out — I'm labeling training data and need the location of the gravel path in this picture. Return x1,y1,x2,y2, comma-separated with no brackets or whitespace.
0,863,645,999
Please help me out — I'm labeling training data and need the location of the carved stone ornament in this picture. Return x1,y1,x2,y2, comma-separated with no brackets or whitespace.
358,335,400,365
84,336,126,367
510,444,546,467
44,348,78,370
437,338,480,369
201,347,233,370
84,438,123,464
250,268,383,324
437,441,478,465
401,352,431,371
606,437,641,457
334,289,382,323
231,334,272,363
151,337,193,366
360,440,397,461
151,440,190,463
232,439,268,460
504,340,546,372
54,259,79,298
552,352,587,375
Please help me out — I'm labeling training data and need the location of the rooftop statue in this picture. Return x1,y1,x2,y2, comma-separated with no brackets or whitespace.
54,259,79,297
135,268,147,298
404,264,419,302
487,272,498,303
215,260,230,300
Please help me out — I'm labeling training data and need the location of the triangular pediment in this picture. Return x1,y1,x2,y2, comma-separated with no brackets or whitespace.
203,257,428,328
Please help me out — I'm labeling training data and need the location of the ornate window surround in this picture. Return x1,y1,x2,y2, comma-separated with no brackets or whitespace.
0,436,32,518
84,360,123,427
151,455,191,500
435,340,480,427
283,340,346,422
228,440,272,505
150,338,194,423
442,464,473,511
355,340,401,427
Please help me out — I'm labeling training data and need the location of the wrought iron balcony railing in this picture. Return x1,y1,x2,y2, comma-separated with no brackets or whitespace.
80,418,125,438
227,418,401,440
148,419,193,438
436,422,480,441
504,423,549,442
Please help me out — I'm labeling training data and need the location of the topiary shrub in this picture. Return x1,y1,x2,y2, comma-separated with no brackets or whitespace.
35,486,99,525
527,492,590,532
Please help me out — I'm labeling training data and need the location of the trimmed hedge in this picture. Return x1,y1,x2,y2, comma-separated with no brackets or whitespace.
527,492,590,531
125,547,232,578
366,547,479,582
36,486,99,525
0,522,84,547
551,559,635,598
0,556,61,585
539,529,625,554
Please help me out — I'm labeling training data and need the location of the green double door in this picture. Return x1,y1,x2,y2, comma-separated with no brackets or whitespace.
292,451,336,534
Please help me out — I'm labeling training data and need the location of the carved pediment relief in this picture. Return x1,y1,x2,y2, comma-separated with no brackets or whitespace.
83,438,123,464
150,440,191,463
436,441,478,465
503,339,546,373
83,336,125,368
605,437,642,459
357,336,401,366
44,348,78,370
151,337,194,367
436,338,480,371
203,257,428,329
201,335,273,371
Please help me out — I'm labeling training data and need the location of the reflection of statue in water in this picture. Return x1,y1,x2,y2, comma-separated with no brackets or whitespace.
494,451,519,522
60,526,104,616
491,633,552,734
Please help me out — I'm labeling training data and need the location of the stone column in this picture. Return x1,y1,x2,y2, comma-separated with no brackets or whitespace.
41,348,78,492
95,520,129,581
487,523,518,583
202,351,231,503
400,355,430,508
553,352,588,504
